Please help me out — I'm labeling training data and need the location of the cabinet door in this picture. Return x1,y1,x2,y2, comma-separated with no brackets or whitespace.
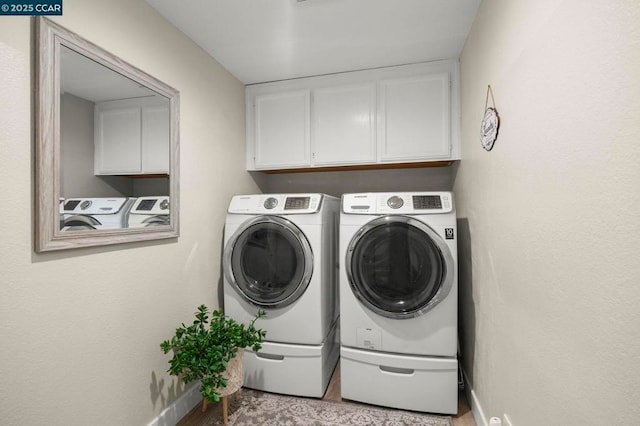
254,90,310,169
378,73,450,162
312,84,376,166
141,104,170,173
94,106,141,174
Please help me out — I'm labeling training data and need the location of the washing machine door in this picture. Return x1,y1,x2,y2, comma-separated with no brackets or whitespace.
346,215,454,319
224,216,313,309
62,215,100,230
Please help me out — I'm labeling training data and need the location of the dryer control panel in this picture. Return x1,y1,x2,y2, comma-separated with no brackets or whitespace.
342,192,453,214
129,196,170,215
228,193,323,214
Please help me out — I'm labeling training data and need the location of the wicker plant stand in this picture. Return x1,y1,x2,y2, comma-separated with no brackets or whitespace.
201,351,244,425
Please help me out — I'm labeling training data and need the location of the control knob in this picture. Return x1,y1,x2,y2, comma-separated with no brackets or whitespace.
387,196,404,209
264,197,278,209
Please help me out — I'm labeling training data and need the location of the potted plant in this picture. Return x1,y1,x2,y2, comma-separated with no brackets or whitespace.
160,305,266,406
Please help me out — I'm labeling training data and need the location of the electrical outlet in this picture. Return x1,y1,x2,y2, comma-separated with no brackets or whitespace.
503,414,513,426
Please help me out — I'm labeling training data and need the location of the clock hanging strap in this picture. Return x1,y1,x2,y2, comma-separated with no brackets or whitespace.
484,85,497,111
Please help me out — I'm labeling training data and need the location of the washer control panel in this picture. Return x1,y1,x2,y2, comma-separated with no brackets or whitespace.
61,197,129,215
228,194,322,214
342,192,453,214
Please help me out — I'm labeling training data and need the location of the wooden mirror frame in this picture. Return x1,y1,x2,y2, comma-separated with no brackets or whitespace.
35,17,180,252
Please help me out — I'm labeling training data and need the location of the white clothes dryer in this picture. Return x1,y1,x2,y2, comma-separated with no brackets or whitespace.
223,193,340,397
339,192,458,414
128,196,170,228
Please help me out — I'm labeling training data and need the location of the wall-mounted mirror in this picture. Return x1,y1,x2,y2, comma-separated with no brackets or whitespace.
35,17,180,252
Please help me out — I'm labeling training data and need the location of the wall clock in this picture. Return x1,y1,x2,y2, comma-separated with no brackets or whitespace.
481,107,499,151
480,85,500,151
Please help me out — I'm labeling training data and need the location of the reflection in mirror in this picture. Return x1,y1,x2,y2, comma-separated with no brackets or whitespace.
59,46,170,232
36,17,179,251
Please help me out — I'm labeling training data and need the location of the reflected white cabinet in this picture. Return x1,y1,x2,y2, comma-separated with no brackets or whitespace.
94,97,169,175
246,60,460,171
141,103,170,172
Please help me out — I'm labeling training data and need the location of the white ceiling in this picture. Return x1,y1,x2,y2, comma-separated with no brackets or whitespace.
146,0,481,85
61,45,158,102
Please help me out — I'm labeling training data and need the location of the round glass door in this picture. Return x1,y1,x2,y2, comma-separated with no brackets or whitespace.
346,216,454,319
225,216,313,308
62,215,100,230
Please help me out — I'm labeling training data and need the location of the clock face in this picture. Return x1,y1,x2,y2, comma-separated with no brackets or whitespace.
480,107,499,151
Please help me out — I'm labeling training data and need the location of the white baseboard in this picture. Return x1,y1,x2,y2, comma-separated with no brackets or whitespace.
147,383,202,426
462,368,489,426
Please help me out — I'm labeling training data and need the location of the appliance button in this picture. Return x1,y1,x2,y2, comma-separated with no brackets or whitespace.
80,200,92,210
159,199,169,210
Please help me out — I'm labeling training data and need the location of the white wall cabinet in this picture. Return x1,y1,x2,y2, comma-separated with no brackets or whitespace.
378,73,450,162
94,97,170,175
253,90,310,169
246,60,460,171
312,83,376,166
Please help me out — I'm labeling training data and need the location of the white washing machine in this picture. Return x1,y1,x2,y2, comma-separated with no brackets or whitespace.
60,197,136,230
128,196,170,227
339,192,458,414
223,193,340,397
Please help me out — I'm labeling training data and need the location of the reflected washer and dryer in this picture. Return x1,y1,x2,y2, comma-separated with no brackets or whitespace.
223,193,340,398
60,197,136,230
339,191,458,414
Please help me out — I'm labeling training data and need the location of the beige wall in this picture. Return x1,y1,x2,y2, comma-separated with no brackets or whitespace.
0,1,259,424
456,1,640,425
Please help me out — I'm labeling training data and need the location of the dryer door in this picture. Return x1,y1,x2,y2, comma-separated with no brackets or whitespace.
224,216,313,308
141,215,170,227
346,215,454,319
